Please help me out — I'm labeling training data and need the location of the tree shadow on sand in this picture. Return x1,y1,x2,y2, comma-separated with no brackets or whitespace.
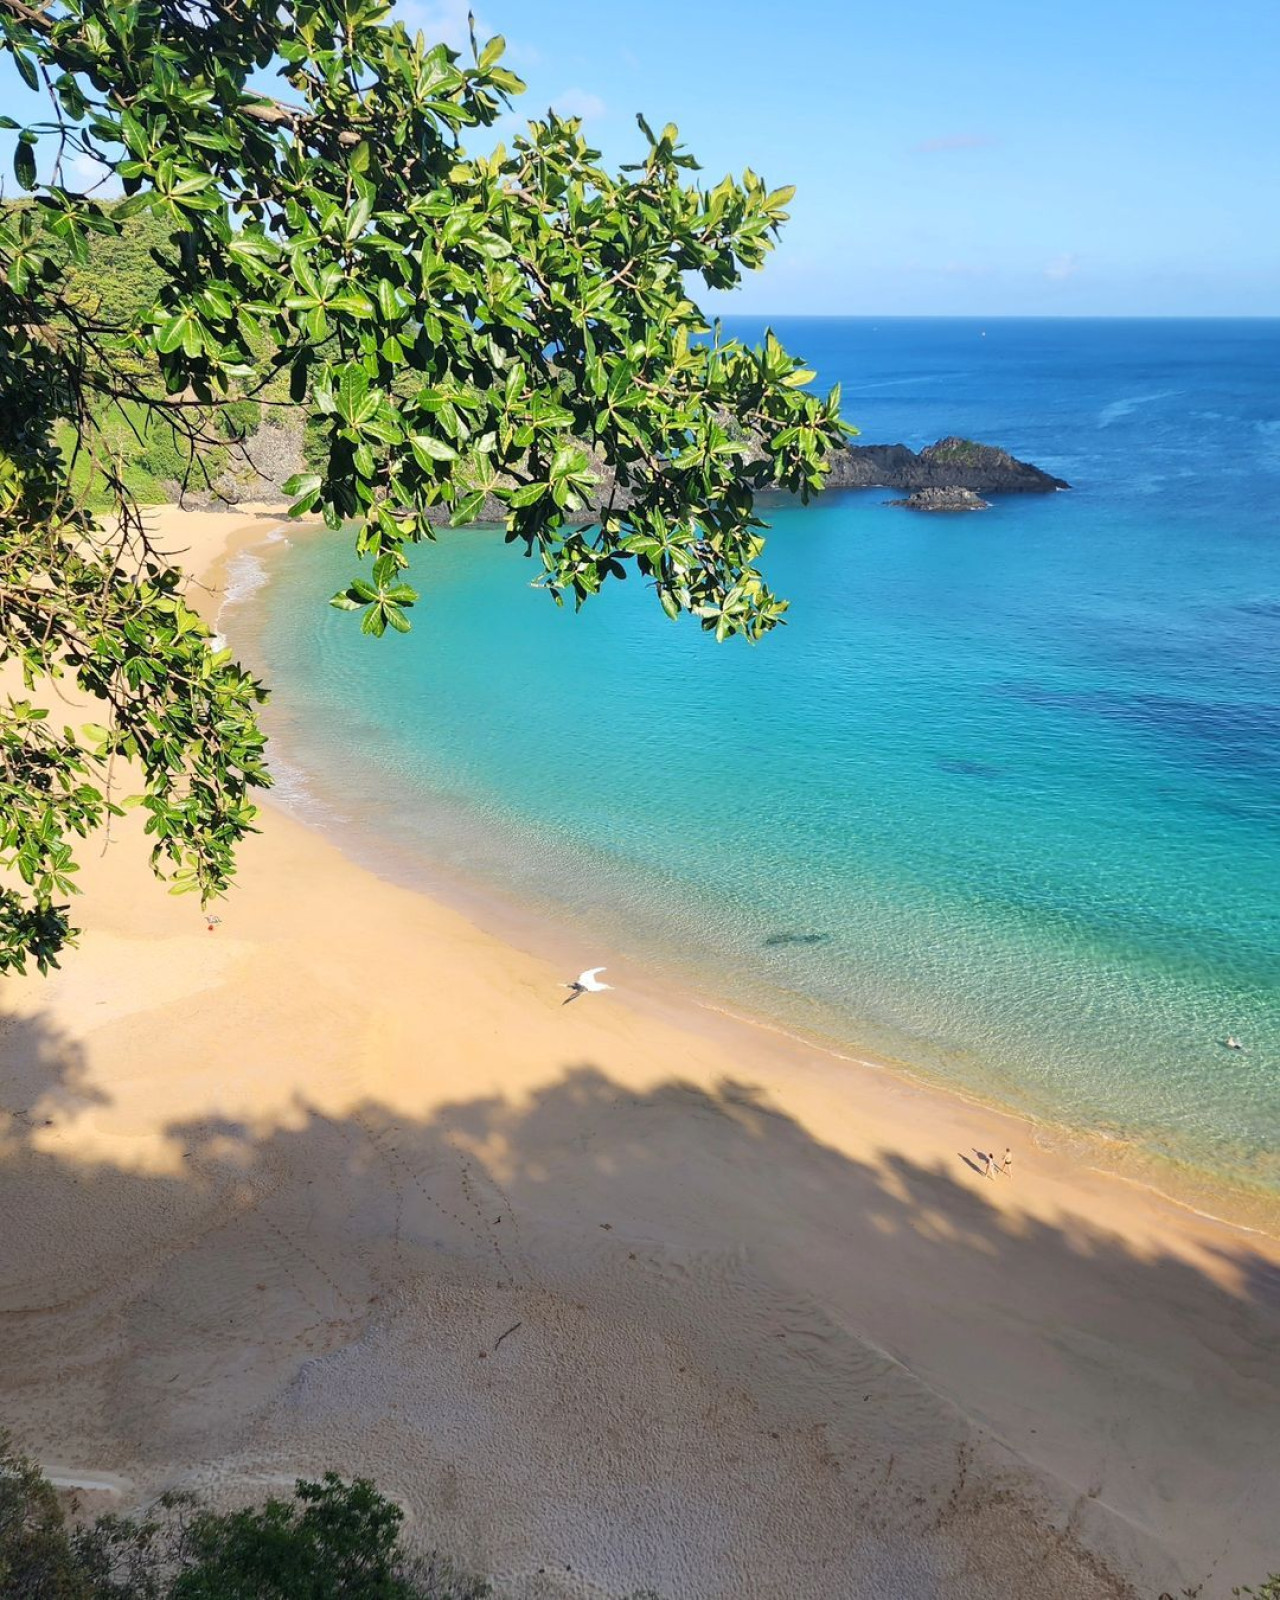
1,1023,1278,1600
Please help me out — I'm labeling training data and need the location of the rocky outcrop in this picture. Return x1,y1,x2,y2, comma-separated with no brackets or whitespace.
827,437,1068,494
176,423,1065,520
169,417,307,508
888,487,990,512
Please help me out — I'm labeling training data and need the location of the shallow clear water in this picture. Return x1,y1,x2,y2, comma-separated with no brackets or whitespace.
252,318,1280,1191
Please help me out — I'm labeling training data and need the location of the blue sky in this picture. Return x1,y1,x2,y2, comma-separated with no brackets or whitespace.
4,0,1278,314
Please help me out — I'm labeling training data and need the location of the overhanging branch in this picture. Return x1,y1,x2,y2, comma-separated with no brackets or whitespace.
0,0,358,146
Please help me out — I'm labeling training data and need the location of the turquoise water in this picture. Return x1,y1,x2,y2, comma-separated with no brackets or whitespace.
252,319,1280,1191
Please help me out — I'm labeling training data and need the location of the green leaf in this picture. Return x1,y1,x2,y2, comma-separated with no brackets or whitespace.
336,366,371,425
469,233,512,259
550,444,586,479
375,278,401,321
409,435,457,465
154,313,188,354
449,491,486,526
283,472,322,498
13,140,37,192
330,290,374,318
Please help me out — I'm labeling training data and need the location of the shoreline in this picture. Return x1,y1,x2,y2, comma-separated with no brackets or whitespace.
2,503,1278,1598
226,518,1280,1244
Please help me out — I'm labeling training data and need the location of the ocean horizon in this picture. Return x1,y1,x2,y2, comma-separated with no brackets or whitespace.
236,316,1280,1200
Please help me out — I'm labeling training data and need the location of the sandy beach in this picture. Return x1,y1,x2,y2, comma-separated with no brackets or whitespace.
2,506,1278,1598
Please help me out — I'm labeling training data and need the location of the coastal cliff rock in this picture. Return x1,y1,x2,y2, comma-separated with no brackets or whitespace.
827,437,1069,494
180,424,1065,520
888,486,991,512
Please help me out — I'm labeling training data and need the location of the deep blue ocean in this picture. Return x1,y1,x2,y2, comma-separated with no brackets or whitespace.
247,319,1280,1194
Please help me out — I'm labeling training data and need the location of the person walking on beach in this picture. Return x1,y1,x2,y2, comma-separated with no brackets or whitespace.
975,1149,995,1178
998,1147,1012,1178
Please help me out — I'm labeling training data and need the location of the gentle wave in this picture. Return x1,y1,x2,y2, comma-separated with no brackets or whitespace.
1096,389,1182,428
217,527,292,614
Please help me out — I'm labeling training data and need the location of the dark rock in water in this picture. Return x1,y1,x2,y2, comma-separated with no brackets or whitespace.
889,487,991,512
827,436,1068,494
196,418,1063,524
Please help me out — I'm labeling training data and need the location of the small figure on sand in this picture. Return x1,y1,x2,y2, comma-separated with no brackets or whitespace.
1224,1035,1244,1051
974,1148,996,1178
204,914,222,934
999,1147,1012,1178
562,966,613,1004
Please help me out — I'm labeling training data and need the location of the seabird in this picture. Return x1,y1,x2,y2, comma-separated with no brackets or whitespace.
563,967,612,1004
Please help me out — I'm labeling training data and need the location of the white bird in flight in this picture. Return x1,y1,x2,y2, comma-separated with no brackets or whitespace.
563,966,612,1004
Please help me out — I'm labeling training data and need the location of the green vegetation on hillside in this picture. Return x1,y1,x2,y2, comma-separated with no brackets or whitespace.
926,438,984,463
4,202,282,507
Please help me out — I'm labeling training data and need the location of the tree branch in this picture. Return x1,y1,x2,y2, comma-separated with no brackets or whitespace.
0,0,358,145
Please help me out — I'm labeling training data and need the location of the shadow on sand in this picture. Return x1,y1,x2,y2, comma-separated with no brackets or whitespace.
1,1009,1278,1599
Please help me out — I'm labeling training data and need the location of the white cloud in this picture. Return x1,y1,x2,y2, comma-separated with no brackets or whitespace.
395,0,486,51
504,39,542,70
1044,253,1082,281
69,149,121,197
549,87,605,121
479,110,527,147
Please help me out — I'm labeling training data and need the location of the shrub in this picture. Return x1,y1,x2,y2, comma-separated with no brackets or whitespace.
0,1434,489,1599
0,1434,91,1597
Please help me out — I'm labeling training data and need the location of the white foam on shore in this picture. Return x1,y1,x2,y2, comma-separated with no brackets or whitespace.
266,748,345,828
217,528,292,621
212,526,336,831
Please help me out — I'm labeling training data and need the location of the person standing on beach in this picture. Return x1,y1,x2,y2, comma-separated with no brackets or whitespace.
1000,1148,1012,1178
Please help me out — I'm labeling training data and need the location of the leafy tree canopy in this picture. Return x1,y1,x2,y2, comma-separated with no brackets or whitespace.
0,0,848,974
